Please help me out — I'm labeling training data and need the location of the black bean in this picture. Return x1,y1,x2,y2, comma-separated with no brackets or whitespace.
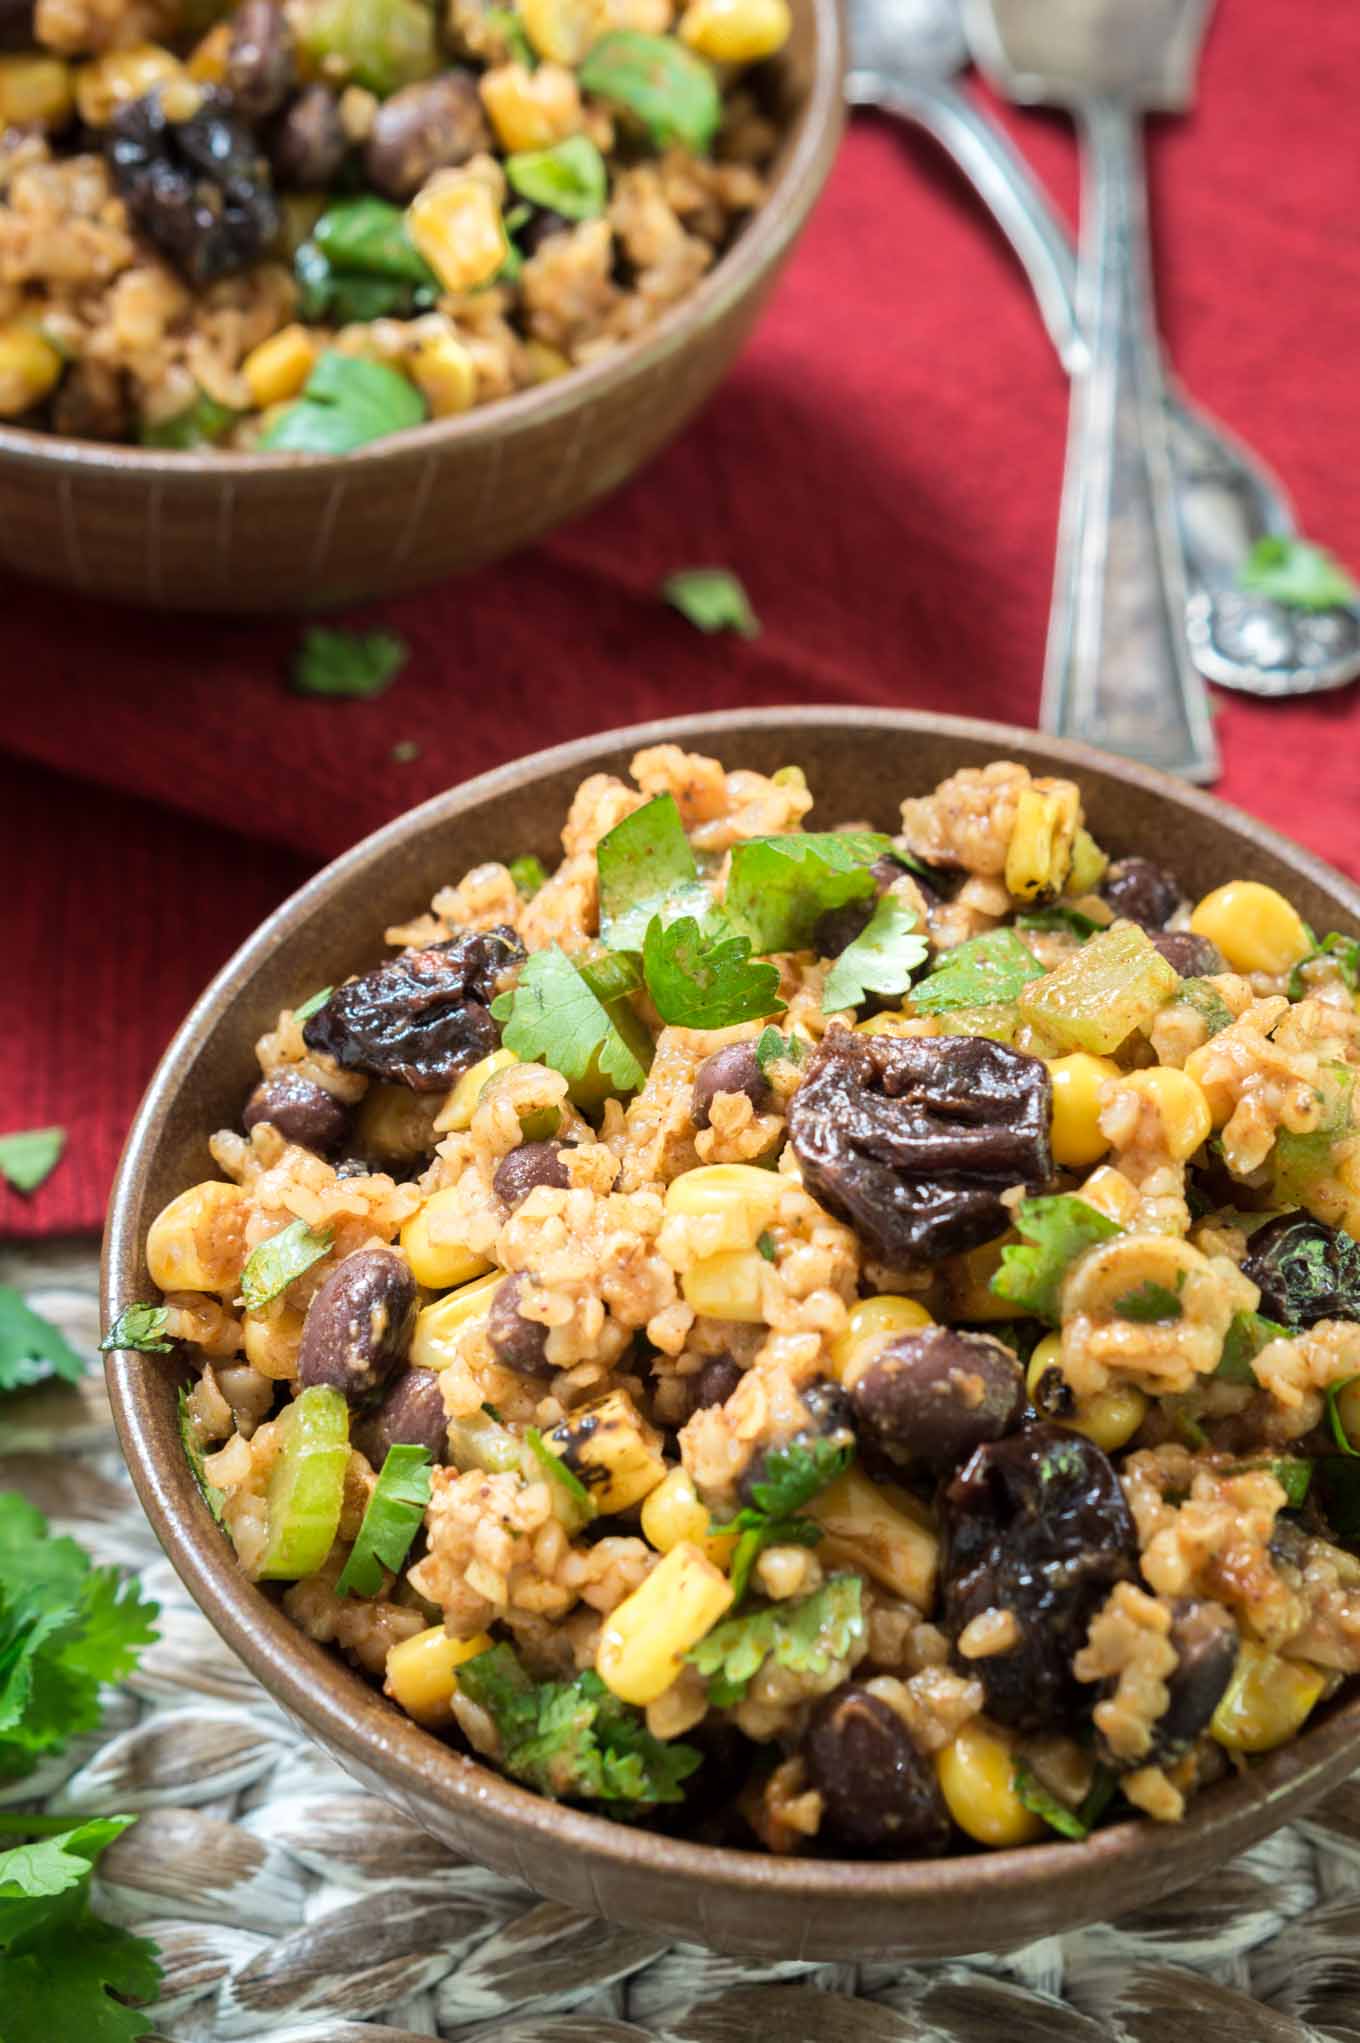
690,1353,743,1412
297,1247,418,1400
803,1685,951,1854
225,0,295,120
486,1272,552,1376
1099,857,1183,931
269,82,346,188
243,1070,350,1154
492,1140,570,1208
737,1377,854,1508
1150,1600,1238,1765
692,1042,774,1130
363,68,490,200
851,1327,1024,1472
1151,930,1226,977
354,1366,448,1464
105,90,279,285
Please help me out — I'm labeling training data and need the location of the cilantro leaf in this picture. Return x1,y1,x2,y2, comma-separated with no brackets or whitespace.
1,1906,162,2043
99,1303,171,1355
1114,1279,1183,1323
239,1218,333,1313
293,626,408,700
661,566,760,637
578,30,720,154
179,1386,228,1528
1238,536,1358,612
457,1642,701,1804
0,1127,65,1195
991,1195,1123,1325
725,833,892,956
0,1818,135,1906
1290,930,1360,1001
1015,906,1105,940
1215,1309,1291,1384
596,794,711,952
711,1434,854,1602
508,853,548,898
0,1286,87,1393
821,895,929,1012
754,1025,804,1073
337,1444,433,1597
687,1574,864,1708
642,913,785,1029
723,1515,822,1605
260,349,426,454
292,984,333,1024
912,929,1046,1014
1012,1760,1116,1841
756,1230,777,1262
1327,1376,1360,1458
506,134,607,219
492,945,650,1107
1175,977,1235,1037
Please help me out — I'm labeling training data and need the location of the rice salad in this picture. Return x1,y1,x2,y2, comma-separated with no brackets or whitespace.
120,746,1360,1857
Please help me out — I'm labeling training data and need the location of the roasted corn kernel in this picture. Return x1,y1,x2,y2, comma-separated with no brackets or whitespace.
400,1187,493,1290
518,0,601,65
480,59,583,151
1115,1065,1213,1163
1210,1641,1326,1753
811,1466,938,1608
410,1271,501,1368
75,43,181,126
186,20,232,81
407,172,508,293
242,324,317,408
1189,881,1310,978
943,1237,1018,1322
1076,1163,1141,1226
830,1293,933,1386
1047,1052,1120,1168
242,1304,306,1381
1065,827,1109,897
0,54,73,128
682,1248,769,1323
437,1047,519,1132
548,1387,666,1514
409,330,478,417
678,0,791,62
1025,1333,1148,1453
664,1162,783,1252
936,1720,1046,1847
1004,782,1080,902
0,325,63,417
641,1466,737,1566
146,1181,248,1296
596,1542,734,1705
352,1081,441,1162
385,1625,493,1725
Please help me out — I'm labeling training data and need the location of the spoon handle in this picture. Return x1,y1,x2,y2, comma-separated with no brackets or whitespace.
1042,98,1219,781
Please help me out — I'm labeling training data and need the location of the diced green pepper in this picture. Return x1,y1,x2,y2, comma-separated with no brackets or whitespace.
295,0,438,97
1016,920,1179,1055
256,1386,350,1581
578,30,721,154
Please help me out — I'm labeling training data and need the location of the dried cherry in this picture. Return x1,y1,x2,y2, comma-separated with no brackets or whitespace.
303,927,525,1090
105,90,279,284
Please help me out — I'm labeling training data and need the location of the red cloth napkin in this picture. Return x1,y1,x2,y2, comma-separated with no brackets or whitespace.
4,0,1359,1239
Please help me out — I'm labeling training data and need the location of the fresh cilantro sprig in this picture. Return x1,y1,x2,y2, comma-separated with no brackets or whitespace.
821,896,928,1011
1174,977,1235,1037
0,1127,65,1195
1012,1761,1116,1841
1238,536,1358,611
292,984,333,1025
0,1815,161,2041
457,1642,701,1805
1015,905,1106,941
99,1304,171,1355
492,945,649,1107
293,627,408,700
724,832,892,956
754,1025,805,1073
712,1434,854,1602
642,914,784,1028
0,1288,87,1393
1114,1278,1183,1324
991,1195,1123,1325
596,794,712,953
260,350,425,454
1215,1309,1291,1384
1289,930,1360,1001
661,567,760,637
912,928,1046,1014
238,1218,334,1313
687,1574,864,1708
337,1444,434,1597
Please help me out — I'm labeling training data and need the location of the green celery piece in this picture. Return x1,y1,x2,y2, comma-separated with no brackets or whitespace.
1017,920,1179,1054
295,0,437,95
1273,1062,1355,1207
256,1387,350,1581
1216,1309,1290,1384
578,30,721,154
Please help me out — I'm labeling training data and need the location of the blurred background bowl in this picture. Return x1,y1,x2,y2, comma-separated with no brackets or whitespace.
0,0,841,613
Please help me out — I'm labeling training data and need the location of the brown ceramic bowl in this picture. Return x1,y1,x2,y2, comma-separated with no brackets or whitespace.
0,7,840,614
104,708,1360,1960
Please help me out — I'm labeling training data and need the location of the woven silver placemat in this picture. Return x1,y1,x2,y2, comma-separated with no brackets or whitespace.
6,1237,1360,2043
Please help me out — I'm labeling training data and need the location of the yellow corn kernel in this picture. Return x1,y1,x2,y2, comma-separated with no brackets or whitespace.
401,1187,493,1290
146,1181,248,1297
640,1465,737,1567
352,1081,442,1162
75,43,181,127
936,1721,1046,1847
829,1294,933,1386
407,172,508,294
678,0,790,61
854,1010,936,1037
519,0,601,65
1077,1163,1142,1226
1004,782,1080,902
665,1162,783,1252
437,1047,520,1133
548,1387,666,1514
1117,1066,1213,1163
596,1542,734,1705
682,1248,768,1323
810,1466,938,1609
242,1304,306,1381
385,1625,492,1726
1189,881,1310,978
524,338,570,381
242,324,316,408
411,1271,501,1368
1025,1332,1148,1452
409,330,477,418
942,1237,1017,1322
1210,1640,1326,1753
479,59,583,152
1047,1052,1120,1169
0,325,63,417
1065,828,1109,897
0,54,73,128
186,20,232,81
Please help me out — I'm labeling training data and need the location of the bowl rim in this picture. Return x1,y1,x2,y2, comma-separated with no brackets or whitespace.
0,0,842,483
104,705,1360,1911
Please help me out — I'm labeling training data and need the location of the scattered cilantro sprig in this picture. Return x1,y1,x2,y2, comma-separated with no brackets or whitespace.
0,1127,65,1195
492,944,650,1107
1238,536,1358,612
661,567,760,637
1113,1278,1183,1324
711,1434,854,1603
99,1304,171,1355
337,1444,434,1597
0,1288,87,1394
754,1025,804,1073
260,349,425,454
821,895,928,1012
642,913,784,1028
688,1574,864,1708
724,832,892,956
293,627,408,700
0,1816,161,2042
1012,1760,1116,1841
238,1218,334,1313
912,928,1046,1014
1289,930,1360,1001
991,1195,1123,1325
596,794,712,953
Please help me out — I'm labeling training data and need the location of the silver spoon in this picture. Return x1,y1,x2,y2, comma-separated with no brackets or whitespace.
846,0,1360,703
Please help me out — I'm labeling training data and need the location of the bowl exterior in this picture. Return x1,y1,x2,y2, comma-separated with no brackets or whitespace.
0,0,840,612
104,708,1360,1958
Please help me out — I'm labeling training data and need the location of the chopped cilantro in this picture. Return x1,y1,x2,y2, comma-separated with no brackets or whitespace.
991,1195,1123,1325
291,984,333,1024
1326,1376,1360,1458
820,896,929,1012
178,1387,227,1528
457,1642,701,1804
0,1127,65,1195
711,1434,854,1602
506,134,607,219
576,948,642,1005
596,794,711,952
525,1427,596,1532
0,1815,162,2041
642,913,785,1029
0,1287,87,1393
1175,977,1235,1037
1290,930,1360,1001
337,1444,434,1597
1012,1760,1116,1841
756,1230,777,1262
99,1303,172,1355
912,928,1046,1014
293,626,409,700
1114,1278,1183,1324
754,1025,804,1073
260,350,425,454
725,832,892,956
579,29,720,153
1273,1064,1355,1207
508,853,549,899
1015,905,1105,940
661,566,760,637
687,1574,864,1708
238,1218,334,1313
1215,1309,1291,1384
1238,536,1358,612
492,944,649,1107
1267,1458,1313,1509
